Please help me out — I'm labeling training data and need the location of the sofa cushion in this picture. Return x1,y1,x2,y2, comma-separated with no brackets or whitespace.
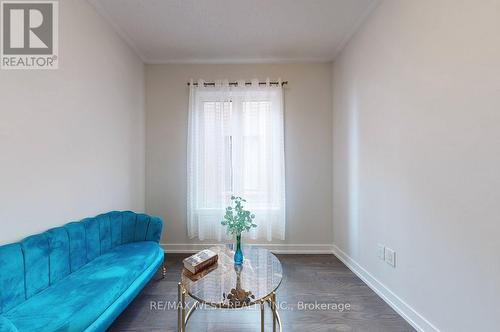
0,244,25,313
83,218,101,261
97,214,112,254
84,248,163,332
4,241,162,332
21,234,50,299
109,212,123,248
65,222,87,272
45,227,71,285
121,211,137,244
134,214,149,241
146,216,163,242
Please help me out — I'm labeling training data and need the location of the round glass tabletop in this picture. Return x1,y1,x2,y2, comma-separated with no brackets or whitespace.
181,245,283,308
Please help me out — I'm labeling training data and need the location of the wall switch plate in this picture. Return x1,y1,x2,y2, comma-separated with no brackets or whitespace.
377,244,385,260
385,247,396,267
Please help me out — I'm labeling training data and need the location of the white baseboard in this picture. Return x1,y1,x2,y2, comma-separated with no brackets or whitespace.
161,243,334,254
332,244,439,332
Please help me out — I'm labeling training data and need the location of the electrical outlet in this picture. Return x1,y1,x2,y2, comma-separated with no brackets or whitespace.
377,244,385,260
385,247,396,268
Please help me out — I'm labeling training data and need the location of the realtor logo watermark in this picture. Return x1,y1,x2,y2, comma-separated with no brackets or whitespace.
1,0,58,69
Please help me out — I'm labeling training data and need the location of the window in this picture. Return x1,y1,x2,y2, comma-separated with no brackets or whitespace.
187,80,285,241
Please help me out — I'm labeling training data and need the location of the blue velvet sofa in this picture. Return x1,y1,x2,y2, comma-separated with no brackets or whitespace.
0,211,164,332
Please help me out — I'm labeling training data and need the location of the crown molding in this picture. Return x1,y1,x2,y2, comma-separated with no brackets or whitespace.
87,0,147,62
332,0,382,61
144,58,334,65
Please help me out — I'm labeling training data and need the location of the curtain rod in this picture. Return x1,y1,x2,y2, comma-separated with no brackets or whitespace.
187,81,288,87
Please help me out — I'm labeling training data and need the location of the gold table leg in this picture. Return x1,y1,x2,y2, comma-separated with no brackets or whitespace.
178,283,186,332
177,283,181,332
271,292,277,332
261,301,265,332
162,262,167,279
267,292,282,332
182,288,186,332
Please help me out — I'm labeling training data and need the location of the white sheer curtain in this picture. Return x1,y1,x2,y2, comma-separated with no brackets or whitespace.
187,78,285,241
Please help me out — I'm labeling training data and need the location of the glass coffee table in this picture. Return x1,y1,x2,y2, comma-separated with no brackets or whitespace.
178,245,283,331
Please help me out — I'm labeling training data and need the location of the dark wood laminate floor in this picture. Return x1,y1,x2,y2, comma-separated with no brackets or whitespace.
109,254,414,332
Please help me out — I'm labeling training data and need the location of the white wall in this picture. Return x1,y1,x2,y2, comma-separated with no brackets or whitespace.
332,0,500,331
0,0,145,244
146,63,333,251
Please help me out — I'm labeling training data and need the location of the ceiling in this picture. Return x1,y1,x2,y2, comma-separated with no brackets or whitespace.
88,0,378,64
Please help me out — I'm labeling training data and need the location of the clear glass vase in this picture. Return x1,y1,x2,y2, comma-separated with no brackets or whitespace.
234,234,243,265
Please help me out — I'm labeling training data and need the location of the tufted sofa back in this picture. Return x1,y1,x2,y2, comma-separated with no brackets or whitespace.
0,211,162,314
